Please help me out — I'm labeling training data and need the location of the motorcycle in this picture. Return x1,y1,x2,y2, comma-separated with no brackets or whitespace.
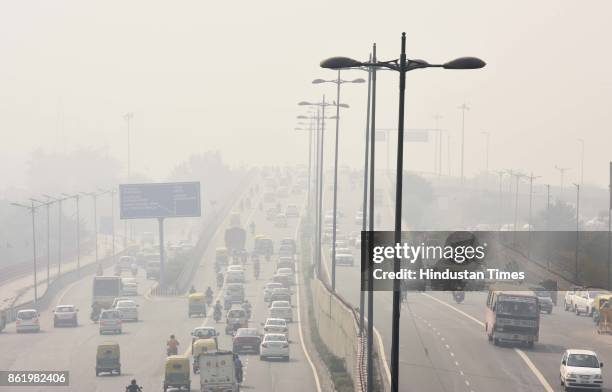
216,274,224,288
205,293,213,306
213,308,222,323
452,291,465,304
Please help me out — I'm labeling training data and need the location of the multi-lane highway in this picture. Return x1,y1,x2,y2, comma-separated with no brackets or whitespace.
319,169,612,391
0,177,320,392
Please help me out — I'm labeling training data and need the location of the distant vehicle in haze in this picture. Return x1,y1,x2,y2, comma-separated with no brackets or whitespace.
53,305,79,327
92,276,122,308
16,309,40,333
485,290,539,347
260,333,290,361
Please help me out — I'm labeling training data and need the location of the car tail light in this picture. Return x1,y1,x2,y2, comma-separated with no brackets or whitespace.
16,320,21,325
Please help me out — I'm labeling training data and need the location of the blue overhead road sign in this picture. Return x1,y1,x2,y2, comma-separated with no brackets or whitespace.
119,182,201,219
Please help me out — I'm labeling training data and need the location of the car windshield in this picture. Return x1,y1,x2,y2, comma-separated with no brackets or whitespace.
567,354,600,368
116,301,135,308
236,329,258,337
267,319,285,326
228,310,245,318
100,311,118,319
265,334,286,342
497,299,538,317
56,306,74,312
195,329,214,337
272,301,290,308
19,311,37,319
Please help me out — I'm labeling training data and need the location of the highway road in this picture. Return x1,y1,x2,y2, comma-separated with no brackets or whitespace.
318,169,612,392
0,177,320,392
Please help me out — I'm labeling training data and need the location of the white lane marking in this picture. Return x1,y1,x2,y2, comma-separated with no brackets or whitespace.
465,380,470,386
294,212,322,392
56,280,80,305
421,293,554,392
455,361,460,367
320,247,392,385
514,349,554,392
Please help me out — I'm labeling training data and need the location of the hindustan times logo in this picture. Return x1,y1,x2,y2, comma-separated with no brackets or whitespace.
371,242,487,264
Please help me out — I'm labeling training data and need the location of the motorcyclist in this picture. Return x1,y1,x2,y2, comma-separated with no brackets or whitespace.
216,272,224,288
189,285,197,295
205,286,213,304
223,291,232,310
126,379,143,392
90,302,101,322
242,300,252,319
253,260,260,279
234,354,243,383
213,301,223,322
166,335,179,356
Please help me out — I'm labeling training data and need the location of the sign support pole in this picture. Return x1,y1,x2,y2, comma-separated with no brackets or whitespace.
158,217,165,288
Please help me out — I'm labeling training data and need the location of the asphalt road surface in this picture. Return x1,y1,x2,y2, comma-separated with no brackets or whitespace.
0,178,319,392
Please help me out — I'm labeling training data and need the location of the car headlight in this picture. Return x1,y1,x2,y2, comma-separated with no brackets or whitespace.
594,374,602,379
568,373,578,379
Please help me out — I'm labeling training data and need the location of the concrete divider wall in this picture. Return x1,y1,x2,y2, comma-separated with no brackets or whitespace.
310,277,363,391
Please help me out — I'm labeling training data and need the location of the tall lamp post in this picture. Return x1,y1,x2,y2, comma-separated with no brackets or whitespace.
62,193,81,276
312,74,361,291
30,198,54,288
458,103,470,184
82,191,101,269
577,138,584,186
297,98,339,282
10,201,42,304
574,183,580,282
321,33,485,392
44,194,69,280
124,112,134,246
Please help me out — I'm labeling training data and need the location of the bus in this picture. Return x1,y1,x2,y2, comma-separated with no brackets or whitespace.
92,276,122,308
485,289,540,347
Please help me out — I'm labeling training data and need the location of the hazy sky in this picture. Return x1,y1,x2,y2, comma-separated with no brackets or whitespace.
1,0,611,190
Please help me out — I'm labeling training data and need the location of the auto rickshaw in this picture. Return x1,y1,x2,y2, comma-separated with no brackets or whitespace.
163,355,190,391
597,300,612,334
192,338,217,374
188,292,207,318
215,247,229,268
593,294,612,323
95,342,121,376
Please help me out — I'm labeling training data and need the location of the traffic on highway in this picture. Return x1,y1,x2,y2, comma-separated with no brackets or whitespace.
2,2,612,392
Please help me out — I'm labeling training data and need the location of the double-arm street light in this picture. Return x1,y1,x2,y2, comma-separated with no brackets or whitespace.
62,193,81,276
312,74,362,292
10,201,42,304
29,197,54,288
321,32,485,392
44,194,69,280
297,98,340,283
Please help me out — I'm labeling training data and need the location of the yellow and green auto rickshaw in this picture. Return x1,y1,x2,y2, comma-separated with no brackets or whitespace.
188,292,207,318
163,355,190,391
593,294,612,324
95,342,121,376
215,247,229,268
192,338,217,374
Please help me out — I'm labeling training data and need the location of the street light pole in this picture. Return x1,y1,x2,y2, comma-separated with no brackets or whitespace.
577,138,584,186
360,55,372,337
525,173,540,260
44,194,68,280
495,170,505,229
11,202,41,304
320,38,484,392
458,103,470,185
433,114,443,176
574,183,580,283
366,43,377,392
555,165,570,199
124,112,134,248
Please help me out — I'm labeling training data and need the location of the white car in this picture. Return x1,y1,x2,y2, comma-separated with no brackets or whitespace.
263,318,289,339
269,301,292,323
99,309,122,334
53,305,78,327
560,349,603,390
16,309,40,333
260,333,290,361
115,300,139,321
226,270,245,284
121,278,138,296
111,297,132,308
264,283,283,302
273,268,294,287
573,289,609,316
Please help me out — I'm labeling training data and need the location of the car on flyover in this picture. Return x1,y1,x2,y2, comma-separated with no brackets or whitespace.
560,349,604,391
53,304,79,327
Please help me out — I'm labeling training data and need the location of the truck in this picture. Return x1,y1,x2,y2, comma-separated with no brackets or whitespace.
199,350,239,392
485,289,540,347
92,276,123,309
